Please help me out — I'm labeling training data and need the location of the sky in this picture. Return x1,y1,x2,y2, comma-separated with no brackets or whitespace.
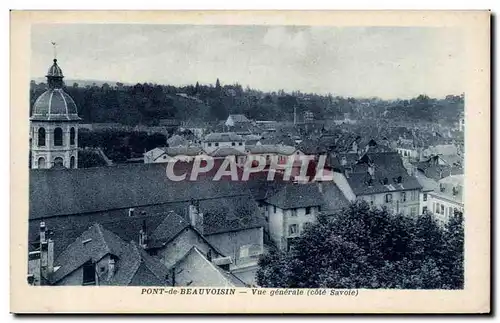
31,24,464,99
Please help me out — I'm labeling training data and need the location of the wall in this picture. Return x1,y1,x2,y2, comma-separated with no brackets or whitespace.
157,228,219,268
427,192,464,225
205,227,263,269
202,140,245,154
358,189,420,216
174,249,234,287
266,204,284,250
31,121,79,169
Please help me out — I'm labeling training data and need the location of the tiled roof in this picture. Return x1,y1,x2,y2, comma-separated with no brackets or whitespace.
200,196,265,235
171,247,245,287
163,146,203,157
29,163,251,219
209,147,247,157
227,114,251,123
149,212,190,247
265,182,324,209
346,152,422,196
29,212,169,258
246,144,296,155
204,132,243,142
50,223,170,286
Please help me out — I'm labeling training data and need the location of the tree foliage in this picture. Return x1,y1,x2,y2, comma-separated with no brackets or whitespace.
257,202,464,289
30,81,464,125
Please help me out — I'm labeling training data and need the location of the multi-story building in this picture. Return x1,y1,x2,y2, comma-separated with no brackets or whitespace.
333,151,422,216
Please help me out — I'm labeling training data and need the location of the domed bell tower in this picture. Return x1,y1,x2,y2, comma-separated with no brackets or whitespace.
30,57,81,169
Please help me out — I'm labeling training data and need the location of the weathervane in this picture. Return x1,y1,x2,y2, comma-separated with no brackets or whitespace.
51,41,57,59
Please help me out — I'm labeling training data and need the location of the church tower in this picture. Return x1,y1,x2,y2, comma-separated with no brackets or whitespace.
30,57,81,169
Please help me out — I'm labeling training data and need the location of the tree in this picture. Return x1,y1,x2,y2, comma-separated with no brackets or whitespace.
257,202,464,289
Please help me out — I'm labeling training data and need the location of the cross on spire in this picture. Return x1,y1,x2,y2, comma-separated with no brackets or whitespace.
51,41,57,59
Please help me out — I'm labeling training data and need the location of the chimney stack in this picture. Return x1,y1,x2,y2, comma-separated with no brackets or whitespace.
188,201,204,234
39,222,52,281
139,219,148,249
107,258,115,280
367,164,375,179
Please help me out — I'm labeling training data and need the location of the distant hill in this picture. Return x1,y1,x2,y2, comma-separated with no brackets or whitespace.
32,77,134,87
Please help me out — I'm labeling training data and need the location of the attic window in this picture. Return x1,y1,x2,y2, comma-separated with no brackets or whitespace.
397,176,402,183
239,142,243,146
383,178,389,185
440,184,446,192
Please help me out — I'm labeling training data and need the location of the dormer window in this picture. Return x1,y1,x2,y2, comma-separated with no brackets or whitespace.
452,186,459,196
397,176,402,183
232,142,235,146
440,183,446,192
383,178,388,185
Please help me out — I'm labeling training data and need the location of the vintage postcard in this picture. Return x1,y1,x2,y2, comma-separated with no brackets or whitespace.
10,10,490,313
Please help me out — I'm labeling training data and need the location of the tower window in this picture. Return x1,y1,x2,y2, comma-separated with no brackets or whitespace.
38,128,46,147
70,127,76,145
70,156,75,169
54,127,63,146
38,157,46,169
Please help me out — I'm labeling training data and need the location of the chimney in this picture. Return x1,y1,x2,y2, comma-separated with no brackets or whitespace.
367,164,375,179
39,222,51,281
188,201,204,234
107,258,115,280
139,219,148,249
39,222,46,243
47,239,54,274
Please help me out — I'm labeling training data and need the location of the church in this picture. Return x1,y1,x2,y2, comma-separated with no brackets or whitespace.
30,57,81,169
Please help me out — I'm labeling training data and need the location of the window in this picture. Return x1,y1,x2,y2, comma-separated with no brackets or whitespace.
239,142,243,146
401,192,407,202
54,127,63,146
422,206,428,214
448,207,453,217
231,142,235,146
290,209,298,217
208,143,212,147
423,193,428,202
435,203,440,214
36,157,46,169
38,127,46,146
305,207,311,215
70,127,76,145
289,224,298,235
273,206,276,214
70,156,75,169
383,178,389,185
53,157,64,167
82,261,96,285
215,143,219,147
397,176,402,184
410,207,417,216
385,194,392,203
411,191,417,201
440,204,445,215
